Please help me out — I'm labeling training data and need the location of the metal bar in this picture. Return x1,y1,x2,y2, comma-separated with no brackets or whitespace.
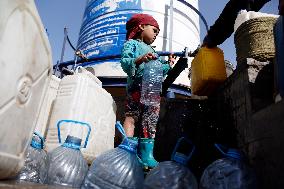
60,27,68,63
53,48,201,70
169,0,174,52
54,50,192,69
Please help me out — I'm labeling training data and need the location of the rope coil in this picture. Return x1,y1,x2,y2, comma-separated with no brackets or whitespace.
234,17,277,64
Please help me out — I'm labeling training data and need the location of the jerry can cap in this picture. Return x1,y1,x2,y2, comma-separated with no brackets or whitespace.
63,135,82,150
30,132,44,149
57,119,91,149
215,144,243,160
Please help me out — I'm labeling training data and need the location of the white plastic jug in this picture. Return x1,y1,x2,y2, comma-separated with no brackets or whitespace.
45,67,116,164
34,75,61,137
0,0,52,179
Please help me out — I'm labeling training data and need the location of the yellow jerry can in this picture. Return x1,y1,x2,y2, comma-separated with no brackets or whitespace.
190,47,227,96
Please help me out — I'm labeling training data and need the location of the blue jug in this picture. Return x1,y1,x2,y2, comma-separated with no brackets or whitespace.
46,120,91,188
17,132,47,183
200,144,257,189
144,137,198,189
82,121,144,189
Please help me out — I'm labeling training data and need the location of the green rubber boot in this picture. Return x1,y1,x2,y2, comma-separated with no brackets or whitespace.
138,138,158,169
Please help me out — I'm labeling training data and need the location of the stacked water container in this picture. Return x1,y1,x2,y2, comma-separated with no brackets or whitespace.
200,144,257,189
144,137,198,189
46,120,90,188
17,132,47,184
34,75,61,137
45,67,117,164
82,121,144,189
0,0,52,179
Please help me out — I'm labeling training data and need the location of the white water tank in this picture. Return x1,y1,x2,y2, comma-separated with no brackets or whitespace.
77,0,200,87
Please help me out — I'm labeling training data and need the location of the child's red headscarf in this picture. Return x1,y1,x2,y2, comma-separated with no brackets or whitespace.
126,13,159,40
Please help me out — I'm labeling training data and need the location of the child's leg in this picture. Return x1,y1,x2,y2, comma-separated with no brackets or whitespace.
124,91,141,137
141,104,160,139
139,104,160,168
123,116,135,137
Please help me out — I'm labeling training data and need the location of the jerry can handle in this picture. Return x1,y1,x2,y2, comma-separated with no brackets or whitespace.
115,121,138,153
57,119,91,148
74,66,83,73
171,137,195,165
115,121,127,139
32,132,45,149
214,144,242,160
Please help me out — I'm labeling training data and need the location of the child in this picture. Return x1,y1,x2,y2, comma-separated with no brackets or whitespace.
120,13,175,168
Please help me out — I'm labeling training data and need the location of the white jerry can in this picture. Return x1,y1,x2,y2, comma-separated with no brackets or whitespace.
0,0,52,179
34,75,61,137
45,67,117,164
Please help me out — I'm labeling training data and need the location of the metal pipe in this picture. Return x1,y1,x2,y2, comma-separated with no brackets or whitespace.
60,27,68,63
169,0,174,52
54,49,197,70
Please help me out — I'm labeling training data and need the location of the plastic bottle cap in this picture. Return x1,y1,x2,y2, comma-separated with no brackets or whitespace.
172,152,188,165
118,138,138,154
63,135,82,150
30,137,43,149
226,149,242,160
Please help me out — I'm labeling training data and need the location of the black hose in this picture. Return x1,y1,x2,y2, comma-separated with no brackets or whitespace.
66,35,76,51
177,0,209,32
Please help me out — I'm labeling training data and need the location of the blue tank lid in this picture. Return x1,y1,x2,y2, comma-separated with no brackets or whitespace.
63,135,82,150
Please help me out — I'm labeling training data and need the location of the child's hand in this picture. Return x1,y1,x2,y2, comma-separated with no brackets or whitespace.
135,53,157,65
168,54,176,67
